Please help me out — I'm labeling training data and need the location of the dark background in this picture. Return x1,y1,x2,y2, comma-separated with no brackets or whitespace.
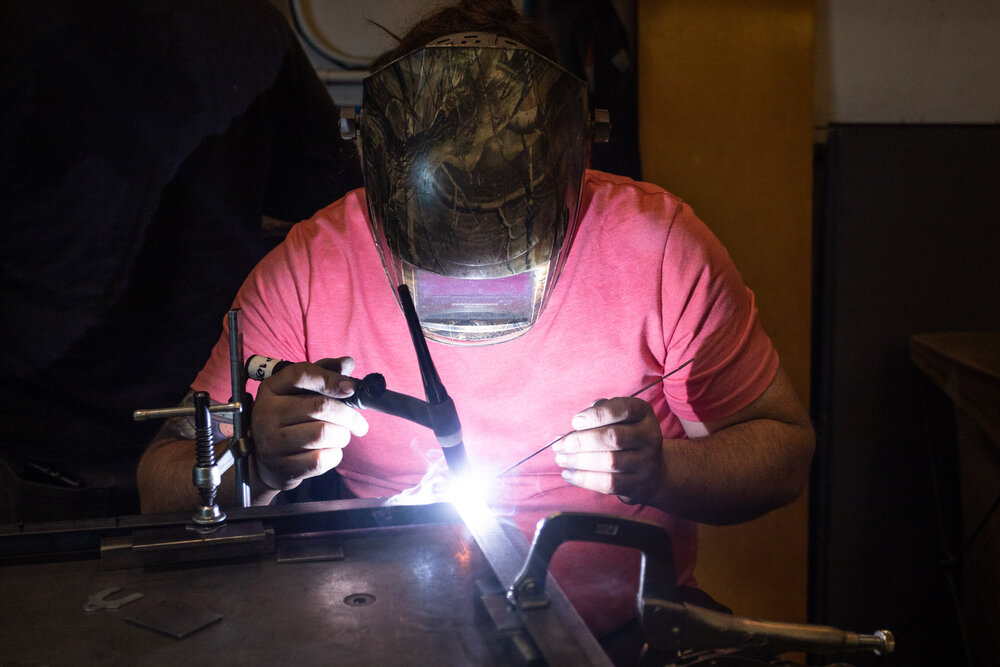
809,124,1000,665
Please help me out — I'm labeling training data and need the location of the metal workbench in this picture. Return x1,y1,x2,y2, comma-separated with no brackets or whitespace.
0,499,611,666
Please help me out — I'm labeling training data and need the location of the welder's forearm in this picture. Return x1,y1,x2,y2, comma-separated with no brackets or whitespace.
137,438,279,513
216,449,281,508
654,419,815,525
137,437,204,514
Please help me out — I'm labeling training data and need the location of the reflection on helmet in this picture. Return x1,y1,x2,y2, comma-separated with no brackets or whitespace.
362,33,590,345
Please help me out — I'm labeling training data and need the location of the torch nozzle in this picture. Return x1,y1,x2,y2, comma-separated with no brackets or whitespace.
442,442,470,477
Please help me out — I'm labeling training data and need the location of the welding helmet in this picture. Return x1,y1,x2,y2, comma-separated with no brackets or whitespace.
356,32,599,345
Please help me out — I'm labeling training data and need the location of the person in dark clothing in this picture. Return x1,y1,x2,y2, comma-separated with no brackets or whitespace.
0,0,362,522
529,0,643,180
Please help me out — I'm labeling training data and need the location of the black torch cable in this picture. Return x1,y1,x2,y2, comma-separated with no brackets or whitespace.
397,285,448,404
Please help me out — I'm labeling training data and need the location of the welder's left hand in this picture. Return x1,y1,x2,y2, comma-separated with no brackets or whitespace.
553,397,666,505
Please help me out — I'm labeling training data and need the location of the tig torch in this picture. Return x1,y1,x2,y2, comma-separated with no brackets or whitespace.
245,285,469,476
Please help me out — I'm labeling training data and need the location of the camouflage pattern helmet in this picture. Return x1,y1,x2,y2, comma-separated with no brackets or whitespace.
361,32,591,344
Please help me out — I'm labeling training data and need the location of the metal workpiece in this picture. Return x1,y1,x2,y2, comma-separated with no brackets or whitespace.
126,599,223,640
100,520,275,570
0,499,456,565
455,503,614,667
0,498,897,664
0,500,602,666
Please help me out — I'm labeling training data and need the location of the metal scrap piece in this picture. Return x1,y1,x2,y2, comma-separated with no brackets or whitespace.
83,586,143,611
126,600,222,640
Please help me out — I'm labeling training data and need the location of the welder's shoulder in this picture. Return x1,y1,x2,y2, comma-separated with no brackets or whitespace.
275,188,367,251
582,169,687,221
292,188,367,233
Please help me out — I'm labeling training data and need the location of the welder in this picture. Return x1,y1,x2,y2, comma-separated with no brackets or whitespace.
138,0,814,653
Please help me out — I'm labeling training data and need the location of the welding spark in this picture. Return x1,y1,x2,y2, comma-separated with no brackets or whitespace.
385,448,497,519
382,447,499,536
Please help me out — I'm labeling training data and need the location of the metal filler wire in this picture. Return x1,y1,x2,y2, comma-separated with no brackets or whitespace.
493,359,695,479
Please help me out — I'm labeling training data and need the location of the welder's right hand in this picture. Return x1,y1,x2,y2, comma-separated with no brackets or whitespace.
250,356,369,492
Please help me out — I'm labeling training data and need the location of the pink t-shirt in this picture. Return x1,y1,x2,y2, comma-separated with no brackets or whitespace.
194,170,778,636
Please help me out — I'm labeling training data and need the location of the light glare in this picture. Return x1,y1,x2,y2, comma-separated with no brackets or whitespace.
385,454,498,531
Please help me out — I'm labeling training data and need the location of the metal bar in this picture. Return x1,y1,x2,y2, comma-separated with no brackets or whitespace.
0,499,458,563
227,309,252,507
454,502,613,666
2,498,611,662
132,402,241,421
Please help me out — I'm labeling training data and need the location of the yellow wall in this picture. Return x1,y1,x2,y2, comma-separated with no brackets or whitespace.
637,0,815,623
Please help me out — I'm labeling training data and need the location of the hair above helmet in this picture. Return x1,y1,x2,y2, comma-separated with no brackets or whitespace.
361,33,591,344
